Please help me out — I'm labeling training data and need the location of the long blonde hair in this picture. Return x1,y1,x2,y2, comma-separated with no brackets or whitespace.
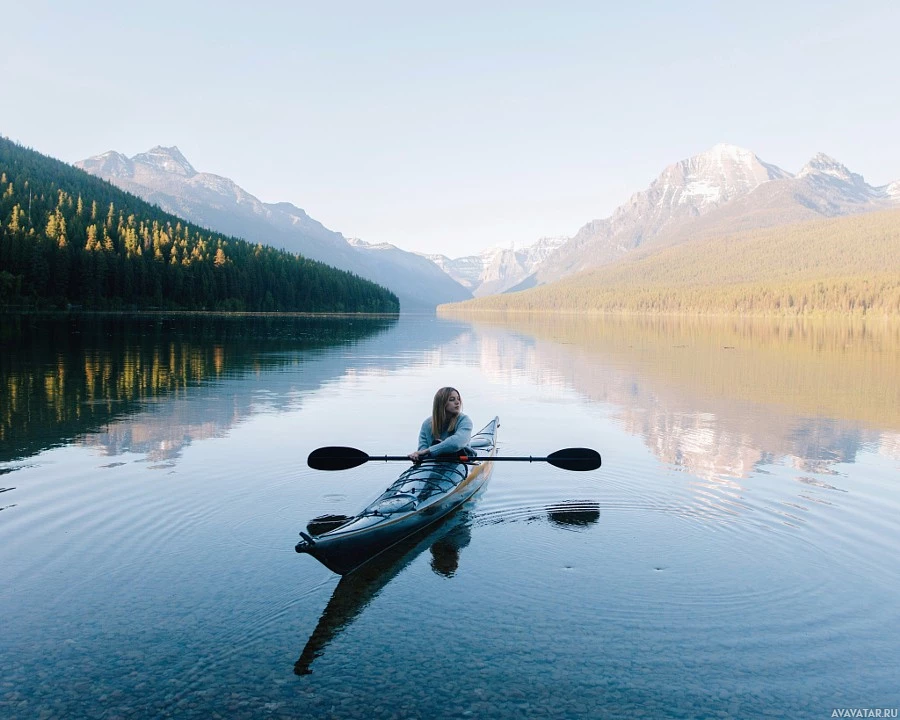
431,386,462,437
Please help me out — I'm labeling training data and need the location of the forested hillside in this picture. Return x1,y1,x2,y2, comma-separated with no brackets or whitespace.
441,209,900,317
0,138,398,313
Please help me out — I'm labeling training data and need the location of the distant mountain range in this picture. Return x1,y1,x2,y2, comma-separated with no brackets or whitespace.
422,236,567,297
75,147,471,310
77,143,900,307
509,143,900,291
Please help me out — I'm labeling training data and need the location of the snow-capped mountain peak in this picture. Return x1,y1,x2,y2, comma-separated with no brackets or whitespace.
885,180,900,204
708,142,753,158
418,236,568,296
800,153,846,178
520,143,898,289
648,144,789,213
132,146,197,177
798,153,863,184
703,143,764,172
347,237,395,251
77,150,134,177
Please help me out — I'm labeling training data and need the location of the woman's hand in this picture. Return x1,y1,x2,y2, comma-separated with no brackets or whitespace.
408,450,429,463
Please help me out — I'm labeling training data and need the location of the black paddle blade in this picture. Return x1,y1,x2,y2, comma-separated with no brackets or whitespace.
308,446,370,471
546,448,602,471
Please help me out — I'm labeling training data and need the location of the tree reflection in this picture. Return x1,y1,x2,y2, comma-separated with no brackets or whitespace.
0,313,395,462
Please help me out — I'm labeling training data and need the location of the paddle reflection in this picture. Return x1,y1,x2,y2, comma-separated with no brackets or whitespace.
546,501,601,529
294,510,473,675
475,500,602,530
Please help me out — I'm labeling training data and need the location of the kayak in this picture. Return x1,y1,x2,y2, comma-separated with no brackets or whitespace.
296,416,499,575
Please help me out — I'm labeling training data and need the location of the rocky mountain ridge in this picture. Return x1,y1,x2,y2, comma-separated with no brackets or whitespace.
424,236,567,296
512,144,899,290
76,147,471,310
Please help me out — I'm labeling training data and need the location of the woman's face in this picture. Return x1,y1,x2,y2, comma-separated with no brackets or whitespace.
444,391,461,417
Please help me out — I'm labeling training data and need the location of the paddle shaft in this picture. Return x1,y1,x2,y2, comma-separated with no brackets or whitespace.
371,455,563,463
307,446,601,471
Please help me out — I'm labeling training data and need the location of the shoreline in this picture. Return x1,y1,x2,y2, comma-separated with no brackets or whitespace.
0,308,402,319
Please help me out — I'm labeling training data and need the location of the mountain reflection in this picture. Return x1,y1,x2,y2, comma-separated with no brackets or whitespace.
0,314,397,463
453,313,900,479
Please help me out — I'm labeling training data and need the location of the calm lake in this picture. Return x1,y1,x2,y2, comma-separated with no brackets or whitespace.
2,312,898,719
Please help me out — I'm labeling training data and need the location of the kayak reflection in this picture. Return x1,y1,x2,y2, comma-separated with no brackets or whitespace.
294,509,473,675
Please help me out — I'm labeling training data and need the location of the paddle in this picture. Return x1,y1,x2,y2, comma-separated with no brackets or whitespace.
307,446,601,472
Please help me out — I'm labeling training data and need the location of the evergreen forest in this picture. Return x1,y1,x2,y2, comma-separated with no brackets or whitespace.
0,137,399,313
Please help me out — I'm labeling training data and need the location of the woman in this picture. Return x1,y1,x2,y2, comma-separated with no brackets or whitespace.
408,387,473,463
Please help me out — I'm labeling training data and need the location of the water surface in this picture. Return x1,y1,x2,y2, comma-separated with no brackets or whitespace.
2,312,898,719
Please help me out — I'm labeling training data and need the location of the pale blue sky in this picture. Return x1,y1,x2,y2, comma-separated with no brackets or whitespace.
3,1,898,257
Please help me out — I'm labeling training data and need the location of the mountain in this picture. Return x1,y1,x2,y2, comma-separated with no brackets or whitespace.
75,147,470,310
76,148,360,271
440,207,900,317
513,144,898,290
886,180,900,203
346,238,472,306
424,236,566,297
426,252,485,292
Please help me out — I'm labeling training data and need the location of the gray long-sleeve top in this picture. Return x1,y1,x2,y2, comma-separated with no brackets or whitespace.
417,413,473,457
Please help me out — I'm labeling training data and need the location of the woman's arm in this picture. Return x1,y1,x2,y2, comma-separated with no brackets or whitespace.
417,418,432,452
425,414,473,456
409,418,433,462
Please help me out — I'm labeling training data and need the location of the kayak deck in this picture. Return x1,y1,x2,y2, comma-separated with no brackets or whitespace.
296,416,499,575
